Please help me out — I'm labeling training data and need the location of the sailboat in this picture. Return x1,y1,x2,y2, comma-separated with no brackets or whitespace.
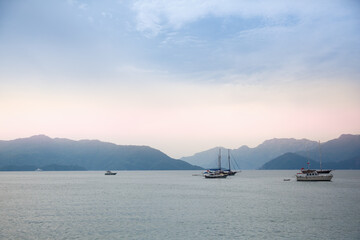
300,141,333,174
204,148,228,179
223,149,238,176
296,141,333,181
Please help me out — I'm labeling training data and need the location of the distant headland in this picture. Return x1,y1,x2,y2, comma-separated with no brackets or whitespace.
0,135,202,171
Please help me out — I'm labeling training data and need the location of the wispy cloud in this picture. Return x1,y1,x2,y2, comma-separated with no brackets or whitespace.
130,0,360,84
132,0,334,37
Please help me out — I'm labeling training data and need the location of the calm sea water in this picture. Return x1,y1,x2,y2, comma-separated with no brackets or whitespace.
0,170,359,240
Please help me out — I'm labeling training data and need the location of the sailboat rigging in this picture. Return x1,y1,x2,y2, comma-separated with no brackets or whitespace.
223,149,238,175
204,148,228,178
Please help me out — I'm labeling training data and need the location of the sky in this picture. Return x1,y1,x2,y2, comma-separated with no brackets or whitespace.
1,0,360,158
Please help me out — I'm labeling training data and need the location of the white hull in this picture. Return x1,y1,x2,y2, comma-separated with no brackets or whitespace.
296,174,333,181
204,173,227,178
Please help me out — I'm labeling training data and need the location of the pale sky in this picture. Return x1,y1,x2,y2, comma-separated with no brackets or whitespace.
1,0,360,158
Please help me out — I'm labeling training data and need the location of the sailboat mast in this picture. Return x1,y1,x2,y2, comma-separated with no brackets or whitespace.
319,141,322,171
218,148,221,170
228,149,231,171
306,142,310,170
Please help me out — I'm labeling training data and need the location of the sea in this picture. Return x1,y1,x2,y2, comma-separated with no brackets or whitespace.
0,170,359,240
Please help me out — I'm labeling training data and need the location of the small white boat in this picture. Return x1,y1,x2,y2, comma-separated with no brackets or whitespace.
105,171,117,175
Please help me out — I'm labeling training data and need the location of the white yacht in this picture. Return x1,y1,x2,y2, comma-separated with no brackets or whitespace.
296,169,333,181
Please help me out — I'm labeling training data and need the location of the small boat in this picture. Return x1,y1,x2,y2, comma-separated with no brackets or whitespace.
283,178,291,181
105,171,117,175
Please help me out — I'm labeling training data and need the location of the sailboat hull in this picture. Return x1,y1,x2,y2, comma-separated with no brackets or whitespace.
224,171,237,175
204,174,228,178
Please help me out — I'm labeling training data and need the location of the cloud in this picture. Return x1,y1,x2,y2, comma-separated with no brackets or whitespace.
130,0,360,84
1,0,359,86
132,0,337,37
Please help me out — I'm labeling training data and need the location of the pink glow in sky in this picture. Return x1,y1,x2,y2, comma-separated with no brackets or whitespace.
1,80,359,158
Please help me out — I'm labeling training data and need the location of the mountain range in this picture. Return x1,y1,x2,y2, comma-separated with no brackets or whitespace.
259,152,360,170
0,135,202,171
181,138,318,169
1,134,359,171
181,134,360,170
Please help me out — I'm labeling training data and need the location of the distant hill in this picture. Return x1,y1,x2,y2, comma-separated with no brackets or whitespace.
259,153,319,170
0,135,202,171
297,134,360,162
0,164,86,171
181,134,360,170
260,152,360,170
336,156,360,169
181,138,318,169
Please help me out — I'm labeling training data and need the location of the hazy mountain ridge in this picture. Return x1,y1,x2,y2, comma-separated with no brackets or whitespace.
1,134,359,171
181,138,318,169
259,153,319,170
297,134,360,162
0,135,202,171
181,134,360,169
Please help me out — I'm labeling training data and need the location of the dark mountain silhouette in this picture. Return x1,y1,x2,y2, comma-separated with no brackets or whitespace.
260,152,360,170
336,156,360,169
0,135,202,171
0,164,85,171
259,153,319,170
297,134,360,162
181,134,360,169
